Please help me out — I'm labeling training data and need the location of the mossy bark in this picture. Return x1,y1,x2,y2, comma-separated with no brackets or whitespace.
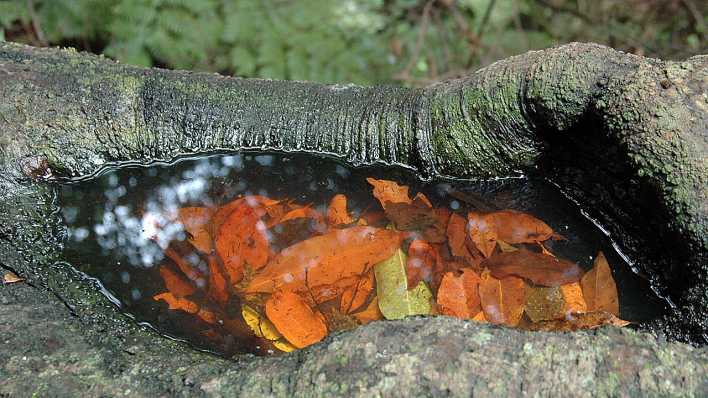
0,42,706,395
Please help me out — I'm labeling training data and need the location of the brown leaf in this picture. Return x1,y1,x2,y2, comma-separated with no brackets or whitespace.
421,207,450,243
366,177,411,208
158,265,196,297
482,250,583,287
580,251,619,316
327,194,355,226
447,213,483,267
467,212,498,258
244,226,402,295
2,271,24,284
163,244,205,283
524,282,588,323
265,290,328,349
436,269,481,319
340,271,375,313
520,311,629,332
384,197,438,231
478,269,526,326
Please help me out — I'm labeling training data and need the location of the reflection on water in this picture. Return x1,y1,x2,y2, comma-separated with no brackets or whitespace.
59,151,667,357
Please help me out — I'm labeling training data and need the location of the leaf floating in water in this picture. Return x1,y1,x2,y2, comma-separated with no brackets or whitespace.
436,269,481,319
581,251,620,316
478,269,526,327
265,290,328,349
482,250,583,287
374,248,433,320
244,226,402,295
327,194,355,226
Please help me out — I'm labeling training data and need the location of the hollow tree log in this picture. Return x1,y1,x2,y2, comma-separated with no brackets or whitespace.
0,42,706,396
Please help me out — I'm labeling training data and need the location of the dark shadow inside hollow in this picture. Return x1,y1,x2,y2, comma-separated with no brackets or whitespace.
536,115,706,343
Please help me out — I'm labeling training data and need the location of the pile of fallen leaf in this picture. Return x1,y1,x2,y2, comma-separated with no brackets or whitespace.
151,178,628,354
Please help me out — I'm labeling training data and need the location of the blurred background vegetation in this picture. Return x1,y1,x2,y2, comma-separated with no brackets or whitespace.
0,0,705,86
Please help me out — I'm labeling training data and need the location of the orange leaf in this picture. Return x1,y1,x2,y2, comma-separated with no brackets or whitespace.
178,207,214,254
580,251,619,316
482,250,583,287
244,226,402,295
478,269,526,326
327,194,355,226
467,212,498,258
366,177,411,209
215,201,271,279
158,265,196,297
436,269,481,319
164,244,204,283
353,297,383,325
340,271,375,313
486,210,556,244
406,239,444,290
561,282,587,315
154,292,199,314
207,255,230,306
265,290,328,349
447,213,480,266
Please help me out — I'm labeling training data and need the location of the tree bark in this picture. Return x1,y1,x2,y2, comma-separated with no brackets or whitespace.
0,42,706,395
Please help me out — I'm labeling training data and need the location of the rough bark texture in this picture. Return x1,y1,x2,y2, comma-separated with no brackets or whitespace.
1,283,706,397
0,42,706,396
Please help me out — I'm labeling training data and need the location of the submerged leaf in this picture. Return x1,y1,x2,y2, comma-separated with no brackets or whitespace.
265,290,328,349
366,177,411,208
482,250,583,287
245,226,402,295
580,252,619,316
340,271,375,314
406,239,444,290
374,248,433,320
327,194,355,226
158,265,196,297
207,255,230,306
467,212,498,258
154,292,199,314
353,297,384,325
215,201,271,280
486,210,556,244
525,282,588,323
478,269,526,326
178,207,214,254
242,305,282,341
520,311,629,332
436,269,481,319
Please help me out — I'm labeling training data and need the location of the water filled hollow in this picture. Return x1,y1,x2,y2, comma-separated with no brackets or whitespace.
57,151,668,357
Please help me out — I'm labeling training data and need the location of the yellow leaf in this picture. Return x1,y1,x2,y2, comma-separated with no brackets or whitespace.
242,305,282,341
272,339,297,353
374,248,433,320
580,252,619,316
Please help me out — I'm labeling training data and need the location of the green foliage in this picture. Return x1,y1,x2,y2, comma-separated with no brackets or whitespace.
0,0,704,85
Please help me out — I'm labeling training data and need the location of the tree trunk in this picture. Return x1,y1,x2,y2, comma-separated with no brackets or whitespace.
0,42,706,396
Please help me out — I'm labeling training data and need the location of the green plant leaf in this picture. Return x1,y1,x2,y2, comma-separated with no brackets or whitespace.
374,248,432,320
